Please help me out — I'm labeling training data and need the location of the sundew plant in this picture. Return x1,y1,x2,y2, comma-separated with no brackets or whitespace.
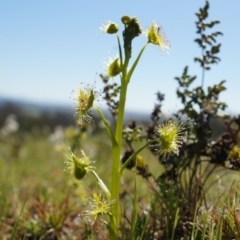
1,2,240,239
65,16,189,239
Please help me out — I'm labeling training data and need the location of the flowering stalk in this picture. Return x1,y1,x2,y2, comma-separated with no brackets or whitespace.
70,17,172,240
109,17,144,236
101,17,172,240
110,76,127,228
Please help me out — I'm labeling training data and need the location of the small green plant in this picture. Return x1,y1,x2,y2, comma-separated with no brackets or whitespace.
66,16,190,239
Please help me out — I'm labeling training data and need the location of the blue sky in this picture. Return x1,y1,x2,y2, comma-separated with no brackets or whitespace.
1,1,240,115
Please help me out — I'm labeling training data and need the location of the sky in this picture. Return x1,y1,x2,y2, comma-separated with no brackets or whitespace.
1,1,240,115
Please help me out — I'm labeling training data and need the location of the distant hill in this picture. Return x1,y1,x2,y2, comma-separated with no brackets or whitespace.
0,95,73,116
0,96,151,131
0,96,74,130
0,96,226,139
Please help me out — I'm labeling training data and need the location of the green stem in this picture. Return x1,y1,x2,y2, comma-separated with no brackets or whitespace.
116,34,123,66
130,178,138,240
109,41,147,240
126,42,148,83
110,80,128,225
108,32,131,240
89,170,111,200
109,44,132,239
93,106,118,148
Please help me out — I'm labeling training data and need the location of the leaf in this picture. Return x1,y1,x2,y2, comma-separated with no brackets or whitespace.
211,44,221,54
10,199,28,240
93,107,118,148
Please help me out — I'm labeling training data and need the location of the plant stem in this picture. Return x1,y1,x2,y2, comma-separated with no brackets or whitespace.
109,41,148,240
201,48,205,88
93,106,117,148
110,80,128,227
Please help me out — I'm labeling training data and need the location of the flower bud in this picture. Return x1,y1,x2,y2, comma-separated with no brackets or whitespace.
100,21,119,34
121,16,131,25
64,149,93,180
107,58,122,77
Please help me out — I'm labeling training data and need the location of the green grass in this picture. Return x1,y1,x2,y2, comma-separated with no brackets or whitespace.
1,130,240,239
0,130,134,239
